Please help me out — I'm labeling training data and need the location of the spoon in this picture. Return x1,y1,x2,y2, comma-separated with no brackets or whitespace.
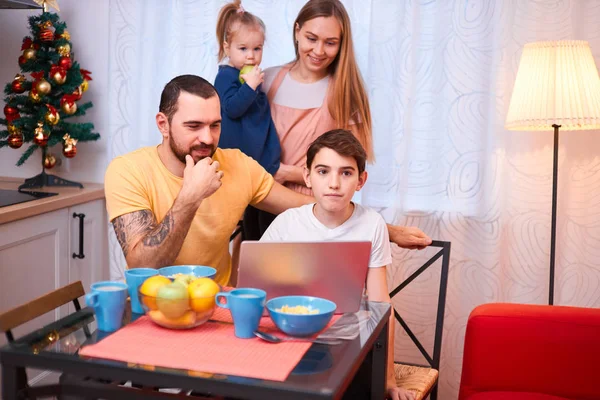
254,330,342,345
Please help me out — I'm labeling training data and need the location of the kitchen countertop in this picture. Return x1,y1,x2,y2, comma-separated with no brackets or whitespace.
0,176,104,225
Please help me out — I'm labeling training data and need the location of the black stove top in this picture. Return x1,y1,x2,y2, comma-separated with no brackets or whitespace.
0,189,58,208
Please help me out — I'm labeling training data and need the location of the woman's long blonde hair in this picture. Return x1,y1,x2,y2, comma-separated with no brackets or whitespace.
293,0,373,160
216,0,265,62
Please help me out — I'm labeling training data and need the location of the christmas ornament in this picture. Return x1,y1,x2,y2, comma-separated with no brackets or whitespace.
8,133,23,149
62,134,77,158
80,69,92,92
43,153,57,169
45,104,60,125
18,55,26,66
11,74,26,93
7,123,19,135
4,104,19,118
23,48,36,60
58,56,72,70
29,87,42,103
33,0,60,12
38,27,54,42
60,95,77,115
57,43,70,57
72,86,83,101
33,122,49,146
54,29,70,41
51,65,67,85
35,78,51,95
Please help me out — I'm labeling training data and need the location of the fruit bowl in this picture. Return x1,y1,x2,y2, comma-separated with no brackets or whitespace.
267,296,337,337
139,276,220,330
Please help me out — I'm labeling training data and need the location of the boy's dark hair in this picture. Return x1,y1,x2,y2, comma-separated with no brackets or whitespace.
306,129,367,174
159,75,219,123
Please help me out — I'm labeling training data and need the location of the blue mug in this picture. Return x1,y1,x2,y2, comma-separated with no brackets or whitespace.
85,281,128,332
125,268,158,314
216,288,266,339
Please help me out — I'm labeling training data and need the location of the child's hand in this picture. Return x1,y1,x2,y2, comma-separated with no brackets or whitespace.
241,65,264,90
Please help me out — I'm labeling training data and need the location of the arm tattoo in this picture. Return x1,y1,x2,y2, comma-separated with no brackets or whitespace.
142,211,173,247
112,209,173,257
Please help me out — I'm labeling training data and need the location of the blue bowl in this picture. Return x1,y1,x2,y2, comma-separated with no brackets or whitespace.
158,265,217,280
267,296,336,337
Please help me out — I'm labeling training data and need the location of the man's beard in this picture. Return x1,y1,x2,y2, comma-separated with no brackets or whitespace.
169,133,215,164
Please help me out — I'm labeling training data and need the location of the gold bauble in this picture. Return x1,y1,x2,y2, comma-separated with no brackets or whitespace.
7,124,19,135
23,48,36,60
57,43,71,57
29,90,42,103
45,110,60,125
36,79,51,95
61,101,77,115
81,79,89,93
52,71,66,85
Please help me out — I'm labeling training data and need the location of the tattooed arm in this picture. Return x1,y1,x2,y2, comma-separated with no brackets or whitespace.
112,155,224,268
112,197,198,269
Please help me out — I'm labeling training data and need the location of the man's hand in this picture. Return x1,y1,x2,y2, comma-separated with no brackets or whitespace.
180,155,223,206
388,225,432,250
387,386,416,400
241,65,264,91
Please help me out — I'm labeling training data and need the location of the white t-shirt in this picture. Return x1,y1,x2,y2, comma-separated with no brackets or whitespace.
263,66,329,109
260,203,392,268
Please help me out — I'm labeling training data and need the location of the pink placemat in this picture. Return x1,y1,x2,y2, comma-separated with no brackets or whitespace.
79,313,311,382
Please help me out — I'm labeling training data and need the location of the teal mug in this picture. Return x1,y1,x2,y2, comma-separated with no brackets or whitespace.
85,281,128,332
216,288,266,338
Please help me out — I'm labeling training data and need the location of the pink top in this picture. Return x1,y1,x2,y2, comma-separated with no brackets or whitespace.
267,64,337,195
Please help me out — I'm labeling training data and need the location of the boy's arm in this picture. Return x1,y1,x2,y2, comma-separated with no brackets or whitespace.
366,267,415,400
215,71,258,119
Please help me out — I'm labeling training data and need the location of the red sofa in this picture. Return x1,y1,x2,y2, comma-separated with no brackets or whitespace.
459,303,600,400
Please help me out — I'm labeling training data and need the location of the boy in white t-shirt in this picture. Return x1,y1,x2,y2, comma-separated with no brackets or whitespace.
261,129,413,400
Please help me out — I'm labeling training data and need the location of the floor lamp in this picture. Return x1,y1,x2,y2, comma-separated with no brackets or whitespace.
505,41,600,305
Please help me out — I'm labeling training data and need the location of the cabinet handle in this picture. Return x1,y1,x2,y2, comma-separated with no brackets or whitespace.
73,213,85,259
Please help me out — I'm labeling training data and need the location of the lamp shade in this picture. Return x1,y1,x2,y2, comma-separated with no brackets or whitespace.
505,40,600,131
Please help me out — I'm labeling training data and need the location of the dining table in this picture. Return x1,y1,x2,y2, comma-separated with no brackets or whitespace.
1,300,391,400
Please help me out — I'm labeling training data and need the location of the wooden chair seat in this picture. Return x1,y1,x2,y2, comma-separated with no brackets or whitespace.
394,362,439,400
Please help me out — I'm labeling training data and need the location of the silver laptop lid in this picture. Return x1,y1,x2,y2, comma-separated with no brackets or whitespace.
237,241,372,313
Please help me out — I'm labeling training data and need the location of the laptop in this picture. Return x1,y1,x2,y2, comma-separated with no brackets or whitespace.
236,241,372,313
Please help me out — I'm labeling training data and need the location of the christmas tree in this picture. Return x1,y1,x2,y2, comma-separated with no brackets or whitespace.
0,9,99,189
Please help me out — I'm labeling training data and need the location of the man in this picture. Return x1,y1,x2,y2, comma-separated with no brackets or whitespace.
105,75,431,286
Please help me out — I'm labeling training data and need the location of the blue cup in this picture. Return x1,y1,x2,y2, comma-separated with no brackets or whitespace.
125,268,158,314
85,281,128,332
216,288,266,339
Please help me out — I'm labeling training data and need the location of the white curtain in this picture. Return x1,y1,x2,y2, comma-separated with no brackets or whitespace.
107,1,600,398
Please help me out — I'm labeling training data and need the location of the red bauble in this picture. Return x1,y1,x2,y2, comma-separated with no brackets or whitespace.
11,81,24,93
63,142,77,158
38,28,54,42
4,105,18,117
18,55,26,65
44,153,57,169
8,133,23,149
58,56,72,70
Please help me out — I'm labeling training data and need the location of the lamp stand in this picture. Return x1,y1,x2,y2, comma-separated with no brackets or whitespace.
549,124,560,305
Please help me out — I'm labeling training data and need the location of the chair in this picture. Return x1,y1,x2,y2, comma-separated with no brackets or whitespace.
458,303,600,400
390,240,451,400
0,281,87,399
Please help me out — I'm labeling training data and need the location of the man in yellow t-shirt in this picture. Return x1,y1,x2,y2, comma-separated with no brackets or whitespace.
105,75,312,286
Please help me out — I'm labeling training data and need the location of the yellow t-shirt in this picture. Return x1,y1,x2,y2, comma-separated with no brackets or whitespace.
104,146,274,285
